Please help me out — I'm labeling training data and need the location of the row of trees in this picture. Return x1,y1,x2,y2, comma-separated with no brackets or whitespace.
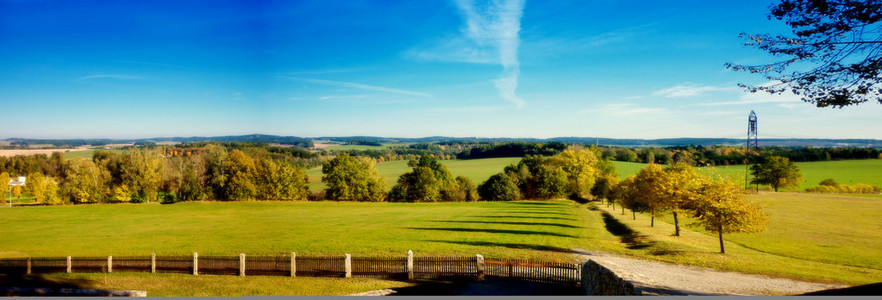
608,163,767,253
319,146,611,203
9,145,311,205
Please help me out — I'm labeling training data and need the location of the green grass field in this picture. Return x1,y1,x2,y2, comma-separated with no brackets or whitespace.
2,194,881,287
306,157,521,191
612,159,882,191
322,143,399,151
0,200,587,261
62,149,127,161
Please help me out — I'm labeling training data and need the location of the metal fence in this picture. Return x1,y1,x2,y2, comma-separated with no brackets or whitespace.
413,256,478,280
486,258,580,286
351,256,406,279
0,253,581,286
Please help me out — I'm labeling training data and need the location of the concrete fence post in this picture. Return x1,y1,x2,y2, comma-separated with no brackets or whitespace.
344,254,352,278
290,252,296,277
150,253,156,273
26,257,31,274
406,250,414,281
476,254,484,281
239,253,246,277
193,252,198,275
66,256,72,273
107,256,113,273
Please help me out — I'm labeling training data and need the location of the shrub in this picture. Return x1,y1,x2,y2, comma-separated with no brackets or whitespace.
478,173,520,201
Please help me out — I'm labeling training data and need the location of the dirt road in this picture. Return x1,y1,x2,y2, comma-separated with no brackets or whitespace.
574,249,848,296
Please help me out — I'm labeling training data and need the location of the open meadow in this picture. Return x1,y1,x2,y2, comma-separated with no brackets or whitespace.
2,194,881,287
612,159,882,191
306,157,522,191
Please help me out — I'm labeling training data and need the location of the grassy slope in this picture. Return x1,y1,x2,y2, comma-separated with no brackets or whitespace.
306,157,521,191
590,194,882,285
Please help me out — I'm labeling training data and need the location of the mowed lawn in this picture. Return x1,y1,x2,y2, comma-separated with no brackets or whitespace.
0,200,589,262
306,157,521,191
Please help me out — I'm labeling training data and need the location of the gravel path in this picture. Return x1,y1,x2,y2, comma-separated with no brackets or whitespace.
573,249,849,296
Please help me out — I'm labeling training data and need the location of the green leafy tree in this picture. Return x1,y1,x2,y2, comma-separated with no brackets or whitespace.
631,164,668,226
121,148,163,202
454,176,478,202
618,175,649,220
223,149,257,201
390,167,440,202
478,173,521,201
322,153,386,201
727,0,882,107
61,158,109,203
750,156,804,191
660,163,701,236
549,146,600,198
532,165,569,199
0,172,9,205
690,175,768,253
178,160,205,201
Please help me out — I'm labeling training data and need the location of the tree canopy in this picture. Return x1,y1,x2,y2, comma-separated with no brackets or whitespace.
750,155,804,191
727,0,882,107
690,175,768,253
322,153,386,201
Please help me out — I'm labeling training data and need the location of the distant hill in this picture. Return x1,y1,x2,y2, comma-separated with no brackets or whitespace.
3,135,881,148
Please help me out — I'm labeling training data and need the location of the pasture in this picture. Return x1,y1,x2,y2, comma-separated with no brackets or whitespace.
306,157,521,191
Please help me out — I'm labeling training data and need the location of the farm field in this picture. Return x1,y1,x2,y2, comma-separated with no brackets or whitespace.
321,143,401,151
306,157,521,191
0,148,89,158
61,149,128,160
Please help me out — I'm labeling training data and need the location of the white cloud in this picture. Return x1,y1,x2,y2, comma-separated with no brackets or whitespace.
408,0,526,108
652,84,737,98
281,77,432,98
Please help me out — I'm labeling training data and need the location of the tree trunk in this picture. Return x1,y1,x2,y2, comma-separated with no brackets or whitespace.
621,206,625,215
673,212,680,236
632,211,636,220
718,224,725,254
612,202,615,210
651,216,654,227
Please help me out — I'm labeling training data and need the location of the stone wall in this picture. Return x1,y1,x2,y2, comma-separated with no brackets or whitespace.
581,260,641,295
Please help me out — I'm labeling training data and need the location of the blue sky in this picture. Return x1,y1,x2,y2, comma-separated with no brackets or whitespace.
1,0,880,140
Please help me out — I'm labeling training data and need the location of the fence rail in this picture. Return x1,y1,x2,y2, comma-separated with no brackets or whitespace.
0,252,580,286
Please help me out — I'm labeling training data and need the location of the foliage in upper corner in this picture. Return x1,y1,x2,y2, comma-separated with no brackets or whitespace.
726,0,882,108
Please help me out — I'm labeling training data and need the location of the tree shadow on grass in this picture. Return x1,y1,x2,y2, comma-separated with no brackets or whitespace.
390,278,582,295
0,272,97,295
425,240,574,253
496,210,575,216
467,215,580,222
599,211,654,250
426,220,583,229
499,201,570,207
407,227,579,238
